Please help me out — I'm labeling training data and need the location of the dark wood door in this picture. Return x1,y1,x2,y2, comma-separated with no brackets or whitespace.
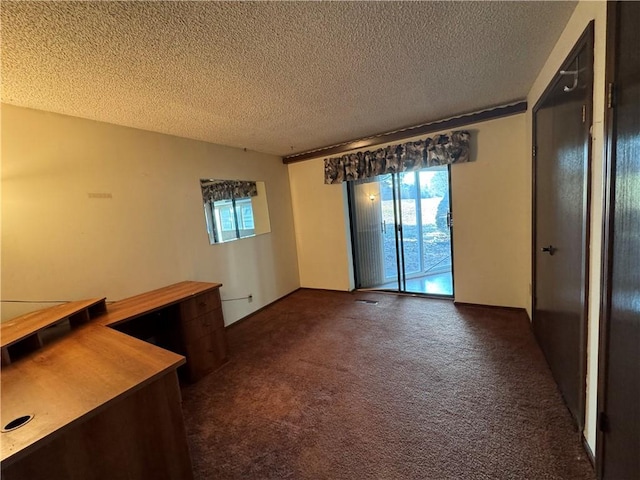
599,2,640,478
533,25,593,428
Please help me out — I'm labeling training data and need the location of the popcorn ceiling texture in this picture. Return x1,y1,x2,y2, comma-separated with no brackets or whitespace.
1,1,576,156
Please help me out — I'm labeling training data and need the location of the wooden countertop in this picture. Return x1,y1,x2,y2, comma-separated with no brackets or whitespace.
96,281,222,327
0,324,185,466
0,281,222,467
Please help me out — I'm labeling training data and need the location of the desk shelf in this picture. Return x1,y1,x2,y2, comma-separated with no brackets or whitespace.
0,298,107,366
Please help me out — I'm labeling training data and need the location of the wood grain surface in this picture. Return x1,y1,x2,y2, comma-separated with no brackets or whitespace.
2,373,193,480
1,280,224,475
0,324,185,466
97,281,222,327
0,298,106,348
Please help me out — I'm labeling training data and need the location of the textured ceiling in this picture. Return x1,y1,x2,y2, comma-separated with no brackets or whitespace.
1,1,576,157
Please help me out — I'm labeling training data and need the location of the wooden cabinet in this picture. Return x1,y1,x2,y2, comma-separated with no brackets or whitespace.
1,323,192,480
1,281,226,479
99,282,229,383
179,290,228,382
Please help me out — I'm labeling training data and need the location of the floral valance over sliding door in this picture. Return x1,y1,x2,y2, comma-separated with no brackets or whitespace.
324,131,470,184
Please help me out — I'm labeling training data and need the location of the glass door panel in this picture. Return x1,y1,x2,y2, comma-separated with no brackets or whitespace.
351,177,397,289
421,167,453,295
350,166,453,297
379,175,400,282
398,172,422,281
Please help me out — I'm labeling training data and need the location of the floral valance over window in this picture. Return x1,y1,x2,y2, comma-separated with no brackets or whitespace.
323,131,470,184
201,180,258,203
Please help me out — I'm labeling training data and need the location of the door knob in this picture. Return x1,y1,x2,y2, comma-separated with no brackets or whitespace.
541,245,555,255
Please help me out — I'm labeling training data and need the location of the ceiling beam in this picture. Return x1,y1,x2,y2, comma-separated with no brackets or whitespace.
282,101,527,164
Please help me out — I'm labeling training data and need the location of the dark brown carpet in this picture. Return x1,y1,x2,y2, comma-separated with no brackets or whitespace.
181,289,595,480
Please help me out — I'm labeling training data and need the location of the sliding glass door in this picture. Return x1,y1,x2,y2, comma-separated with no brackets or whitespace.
350,166,453,296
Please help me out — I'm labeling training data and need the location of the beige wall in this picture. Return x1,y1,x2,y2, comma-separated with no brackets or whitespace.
1,105,300,324
526,0,607,453
288,113,530,309
451,114,529,308
287,159,354,291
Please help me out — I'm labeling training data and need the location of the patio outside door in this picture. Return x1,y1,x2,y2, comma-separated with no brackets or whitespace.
350,166,454,296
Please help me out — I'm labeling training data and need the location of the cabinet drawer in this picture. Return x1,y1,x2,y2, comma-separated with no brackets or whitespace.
179,289,221,319
180,308,224,343
184,327,228,382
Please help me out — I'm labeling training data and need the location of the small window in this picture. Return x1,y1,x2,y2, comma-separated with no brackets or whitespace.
219,205,235,231
200,179,271,244
241,206,255,229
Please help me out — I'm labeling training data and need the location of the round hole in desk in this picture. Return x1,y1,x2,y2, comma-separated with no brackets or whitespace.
2,414,34,432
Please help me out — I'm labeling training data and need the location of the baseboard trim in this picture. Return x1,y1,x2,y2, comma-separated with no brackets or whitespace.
453,301,528,314
225,288,301,330
582,433,596,468
227,292,528,329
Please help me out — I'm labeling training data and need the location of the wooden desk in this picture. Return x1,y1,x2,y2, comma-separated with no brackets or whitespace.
0,281,228,480
98,281,228,382
1,326,190,479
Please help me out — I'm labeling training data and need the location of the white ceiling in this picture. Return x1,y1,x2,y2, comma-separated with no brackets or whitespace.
1,1,576,157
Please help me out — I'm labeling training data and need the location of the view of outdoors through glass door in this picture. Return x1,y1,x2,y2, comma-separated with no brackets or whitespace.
350,166,453,296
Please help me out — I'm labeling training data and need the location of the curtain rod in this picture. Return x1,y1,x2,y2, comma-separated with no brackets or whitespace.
283,101,527,164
